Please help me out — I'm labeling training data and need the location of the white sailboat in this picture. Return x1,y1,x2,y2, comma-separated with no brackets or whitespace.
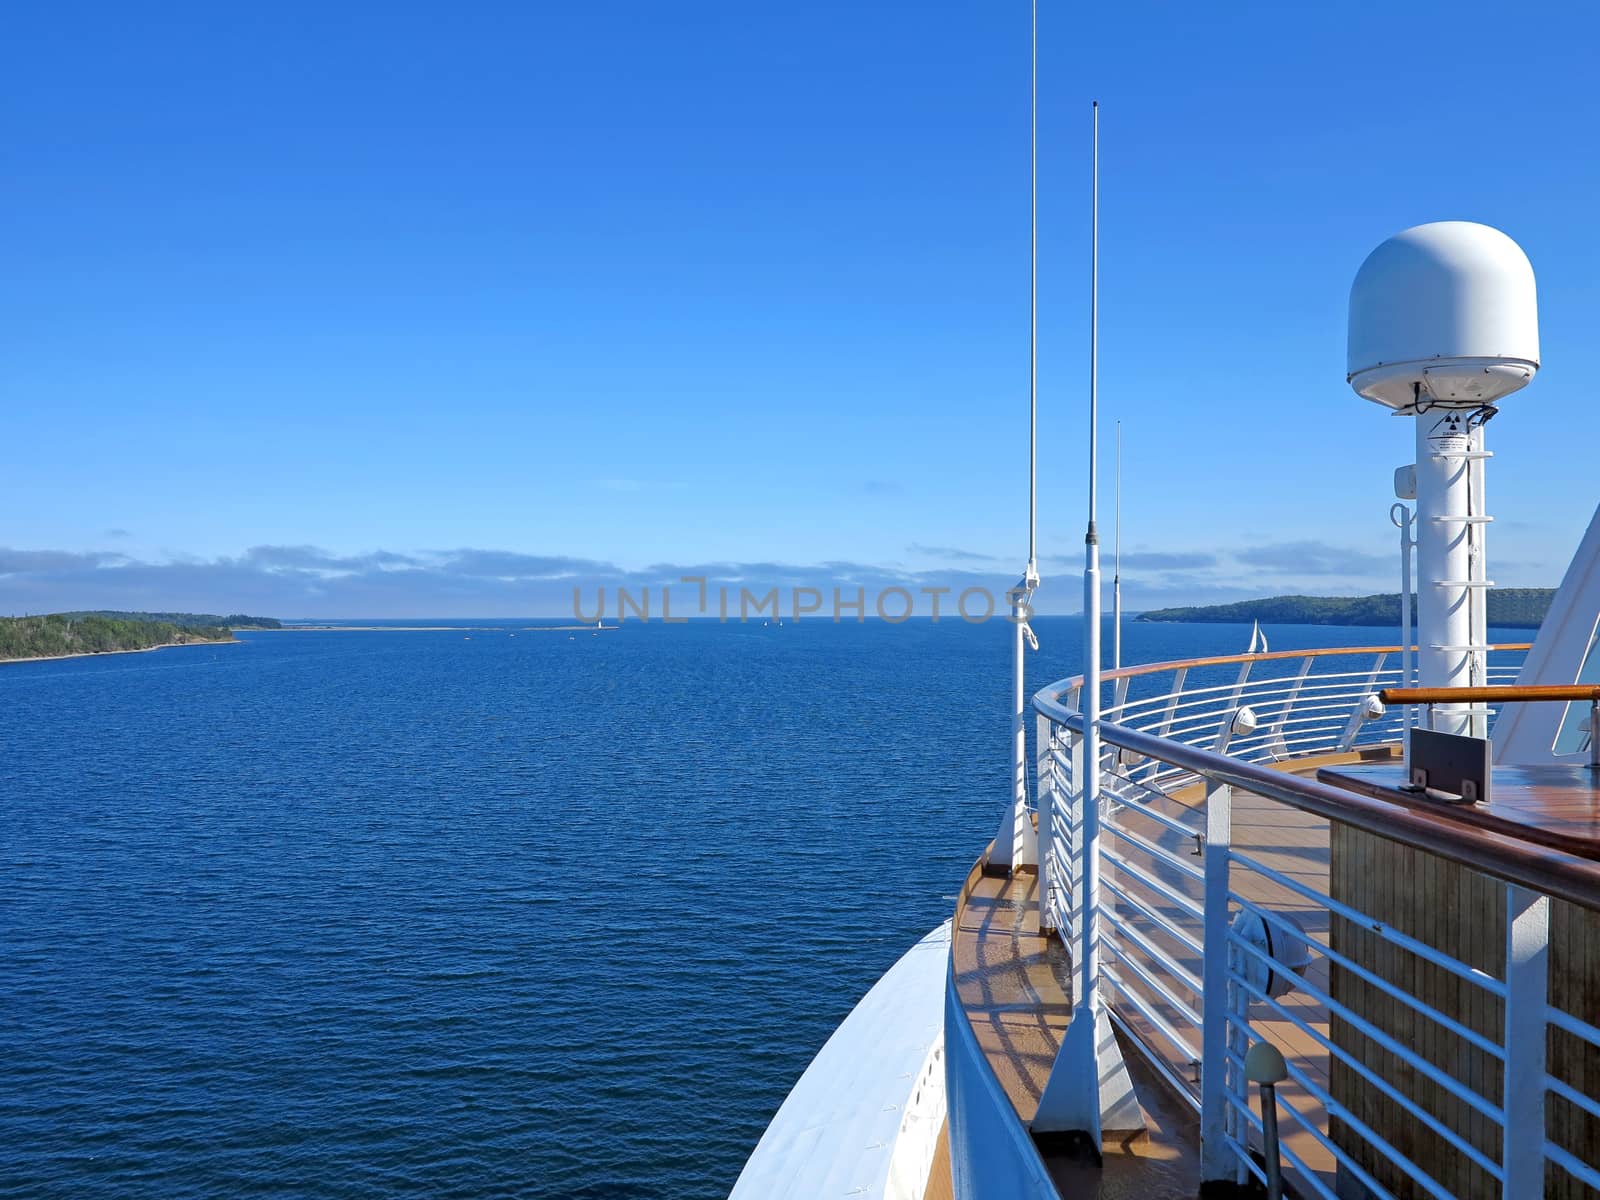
1247,618,1269,654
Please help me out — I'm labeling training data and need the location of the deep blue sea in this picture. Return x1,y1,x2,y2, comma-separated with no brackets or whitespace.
1,617,1522,1198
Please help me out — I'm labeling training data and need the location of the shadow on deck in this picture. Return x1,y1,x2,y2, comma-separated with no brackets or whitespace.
950,860,1201,1197
949,748,1399,1197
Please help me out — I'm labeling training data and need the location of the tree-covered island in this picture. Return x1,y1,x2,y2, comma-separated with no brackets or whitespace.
63,611,282,630
1136,589,1554,628
0,612,281,662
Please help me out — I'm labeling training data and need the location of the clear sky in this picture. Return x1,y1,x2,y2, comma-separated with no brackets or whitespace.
4,1,1599,617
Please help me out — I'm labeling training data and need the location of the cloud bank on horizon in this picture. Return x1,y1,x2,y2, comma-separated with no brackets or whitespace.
0,540,1444,619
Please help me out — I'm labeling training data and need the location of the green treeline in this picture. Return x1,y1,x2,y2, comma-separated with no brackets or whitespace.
1137,588,1554,629
63,610,283,629
0,614,236,661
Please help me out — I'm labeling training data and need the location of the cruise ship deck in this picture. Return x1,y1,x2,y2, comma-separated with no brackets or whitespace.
940,638,1600,1198
951,859,1199,1197
950,747,1401,1196
737,205,1600,1200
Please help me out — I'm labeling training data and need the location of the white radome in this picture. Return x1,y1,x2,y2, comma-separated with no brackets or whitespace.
1347,220,1539,410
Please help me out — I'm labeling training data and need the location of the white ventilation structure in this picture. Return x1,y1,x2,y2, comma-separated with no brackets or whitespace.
1348,221,1540,736
1494,503,1600,766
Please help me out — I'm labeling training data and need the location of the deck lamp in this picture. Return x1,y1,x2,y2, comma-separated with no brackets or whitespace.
1244,1040,1290,1200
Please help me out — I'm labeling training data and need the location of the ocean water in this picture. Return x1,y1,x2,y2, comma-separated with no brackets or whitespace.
1,617,1514,1198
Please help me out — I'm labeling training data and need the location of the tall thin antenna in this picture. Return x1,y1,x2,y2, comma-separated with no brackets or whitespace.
1113,420,1122,670
1077,96,1104,1043
1035,98,1123,1145
1088,103,1098,530
1027,0,1037,573
996,0,1040,877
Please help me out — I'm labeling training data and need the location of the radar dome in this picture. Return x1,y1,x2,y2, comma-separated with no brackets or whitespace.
1347,221,1538,410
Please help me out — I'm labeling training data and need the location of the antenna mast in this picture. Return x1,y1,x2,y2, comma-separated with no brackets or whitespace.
1027,0,1038,576
1078,95,1104,1042
1035,98,1142,1145
995,0,1040,876
1113,420,1121,671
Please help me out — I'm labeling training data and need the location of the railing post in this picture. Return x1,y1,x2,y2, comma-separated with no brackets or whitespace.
1199,780,1236,1183
1064,727,1084,970
1337,653,1389,750
1265,655,1315,761
1037,713,1057,933
1226,939,1249,1186
1221,663,1254,746
1226,660,1253,708
1501,884,1549,1199
1156,667,1187,739
1033,715,1144,1138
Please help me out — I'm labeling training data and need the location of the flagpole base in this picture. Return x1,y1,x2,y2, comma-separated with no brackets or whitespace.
1032,1003,1146,1142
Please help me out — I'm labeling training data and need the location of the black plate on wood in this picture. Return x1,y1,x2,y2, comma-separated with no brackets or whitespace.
1405,727,1491,804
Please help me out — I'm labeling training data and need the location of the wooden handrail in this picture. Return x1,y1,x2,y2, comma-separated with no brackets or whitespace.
1045,641,1533,697
1380,684,1600,705
1032,693,1600,911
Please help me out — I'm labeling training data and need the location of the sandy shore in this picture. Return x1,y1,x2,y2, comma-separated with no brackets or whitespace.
0,637,239,666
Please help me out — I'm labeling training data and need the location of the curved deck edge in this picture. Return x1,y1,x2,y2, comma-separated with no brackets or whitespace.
729,922,951,1200
945,935,1060,1199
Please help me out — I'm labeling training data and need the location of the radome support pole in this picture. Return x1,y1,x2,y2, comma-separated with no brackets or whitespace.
1469,435,1489,739
1391,500,1416,747
1414,410,1484,736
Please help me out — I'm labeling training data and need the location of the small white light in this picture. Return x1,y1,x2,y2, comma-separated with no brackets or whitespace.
1362,695,1386,720
1244,1040,1289,1087
1231,706,1259,736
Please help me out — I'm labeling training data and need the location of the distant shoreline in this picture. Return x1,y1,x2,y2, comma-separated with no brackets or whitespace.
0,637,239,666
1137,589,1552,629
261,624,618,632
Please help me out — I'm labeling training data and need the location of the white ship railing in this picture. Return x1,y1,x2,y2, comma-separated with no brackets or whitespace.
1035,644,1529,939
1031,642,1600,1198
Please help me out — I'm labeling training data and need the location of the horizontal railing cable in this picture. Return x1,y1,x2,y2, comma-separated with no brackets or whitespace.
1027,642,1600,1195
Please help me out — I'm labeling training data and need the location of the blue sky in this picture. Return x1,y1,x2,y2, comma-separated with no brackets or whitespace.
4,1,1599,617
